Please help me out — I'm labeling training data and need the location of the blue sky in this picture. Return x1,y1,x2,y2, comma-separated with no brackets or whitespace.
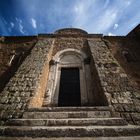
0,0,140,36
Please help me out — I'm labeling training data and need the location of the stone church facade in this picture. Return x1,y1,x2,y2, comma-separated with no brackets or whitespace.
0,25,140,139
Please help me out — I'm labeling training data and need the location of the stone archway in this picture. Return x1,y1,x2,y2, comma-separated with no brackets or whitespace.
43,48,88,106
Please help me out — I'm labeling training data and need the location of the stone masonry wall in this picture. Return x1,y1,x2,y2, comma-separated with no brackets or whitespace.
104,36,140,89
45,35,112,107
90,57,108,106
88,38,140,125
0,38,54,122
0,30,140,126
52,37,87,56
0,38,37,92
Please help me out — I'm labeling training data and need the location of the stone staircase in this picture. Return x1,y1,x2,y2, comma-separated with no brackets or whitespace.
0,107,140,139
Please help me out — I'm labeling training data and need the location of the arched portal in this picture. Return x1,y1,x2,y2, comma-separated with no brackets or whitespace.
42,48,109,107
43,49,88,106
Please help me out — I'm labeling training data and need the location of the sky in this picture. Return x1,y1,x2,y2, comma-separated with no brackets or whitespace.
0,0,140,36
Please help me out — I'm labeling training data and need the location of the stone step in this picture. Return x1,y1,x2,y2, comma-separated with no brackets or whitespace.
0,125,140,137
23,111,111,119
28,106,111,112
1,136,140,140
6,118,127,126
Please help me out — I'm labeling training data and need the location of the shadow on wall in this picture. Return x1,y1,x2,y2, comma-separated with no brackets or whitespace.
0,48,32,93
84,42,109,106
90,55,109,106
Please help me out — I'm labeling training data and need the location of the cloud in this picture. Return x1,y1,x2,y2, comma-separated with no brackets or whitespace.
72,0,119,33
125,0,131,6
0,0,140,36
108,32,116,36
10,22,14,28
104,0,110,8
0,17,9,35
19,23,25,34
114,23,119,29
31,18,37,29
2,17,8,25
8,27,12,32
93,8,119,33
15,17,25,34
71,0,139,35
15,17,22,23
73,0,96,28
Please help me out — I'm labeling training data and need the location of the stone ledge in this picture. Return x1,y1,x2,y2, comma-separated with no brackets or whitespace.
6,118,127,126
0,125,140,137
0,136,140,140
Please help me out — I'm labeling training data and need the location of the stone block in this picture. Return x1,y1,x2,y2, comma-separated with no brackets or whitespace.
123,104,137,112
113,104,124,112
121,113,132,122
131,113,140,121
87,111,111,118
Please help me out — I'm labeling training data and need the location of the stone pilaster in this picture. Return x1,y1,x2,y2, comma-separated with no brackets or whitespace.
88,38,140,125
0,38,54,121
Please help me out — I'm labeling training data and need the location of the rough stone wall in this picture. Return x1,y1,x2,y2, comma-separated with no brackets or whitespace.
0,27,140,126
52,37,87,56
88,38,140,125
28,38,53,108
104,36,140,89
90,57,108,106
0,37,37,92
0,38,54,122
